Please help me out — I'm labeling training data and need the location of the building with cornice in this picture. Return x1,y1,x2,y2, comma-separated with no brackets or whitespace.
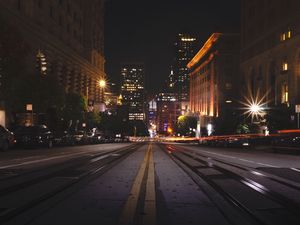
241,0,300,128
188,33,240,131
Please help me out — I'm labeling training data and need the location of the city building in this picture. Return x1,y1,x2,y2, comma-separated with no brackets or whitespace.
188,33,240,133
165,66,176,92
103,91,119,115
241,0,300,127
0,0,106,122
120,63,145,121
156,92,180,134
173,33,197,108
147,98,157,137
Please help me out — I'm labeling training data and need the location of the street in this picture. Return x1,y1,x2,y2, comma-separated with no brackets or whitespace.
0,142,299,225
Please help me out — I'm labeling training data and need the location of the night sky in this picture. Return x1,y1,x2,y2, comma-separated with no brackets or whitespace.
104,0,241,95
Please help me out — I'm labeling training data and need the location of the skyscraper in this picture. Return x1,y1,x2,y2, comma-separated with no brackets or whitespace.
120,63,145,121
174,33,197,103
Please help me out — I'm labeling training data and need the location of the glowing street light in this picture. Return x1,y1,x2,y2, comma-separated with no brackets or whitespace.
99,79,106,88
98,79,107,111
241,90,268,121
249,103,263,115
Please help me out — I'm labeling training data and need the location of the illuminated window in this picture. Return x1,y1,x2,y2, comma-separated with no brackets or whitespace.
282,62,288,71
281,83,288,103
280,33,286,41
287,30,292,38
280,29,292,41
36,50,47,76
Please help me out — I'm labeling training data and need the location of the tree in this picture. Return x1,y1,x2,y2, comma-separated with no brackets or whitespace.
214,109,241,135
176,115,197,136
61,93,87,130
86,111,101,129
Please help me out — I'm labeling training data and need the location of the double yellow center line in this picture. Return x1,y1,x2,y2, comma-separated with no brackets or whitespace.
119,143,156,225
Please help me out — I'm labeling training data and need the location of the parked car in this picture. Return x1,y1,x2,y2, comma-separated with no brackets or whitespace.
272,133,300,148
225,137,250,148
88,130,105,144
0,125,15,151
71,130,89,145
52,130,75,146
14,125,54,148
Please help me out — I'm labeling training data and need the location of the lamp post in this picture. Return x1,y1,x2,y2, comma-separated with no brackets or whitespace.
98,79,106,112
99,79,106,101
248,103,264,123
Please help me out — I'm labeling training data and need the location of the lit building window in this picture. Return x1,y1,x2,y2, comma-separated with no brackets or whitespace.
282,62,288,71
281,83,288,103
280,33,286,41
280,29,292,42
36,50,47,76
287,30,292,38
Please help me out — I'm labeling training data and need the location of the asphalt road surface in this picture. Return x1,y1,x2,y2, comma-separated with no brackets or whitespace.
0,142,299,225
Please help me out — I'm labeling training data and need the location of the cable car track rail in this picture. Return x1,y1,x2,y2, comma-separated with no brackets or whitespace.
159,143,300,225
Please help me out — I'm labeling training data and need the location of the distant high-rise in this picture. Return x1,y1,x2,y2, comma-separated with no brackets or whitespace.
174,33,197,102
156,92,180,134
120,64,145,121
165,66,175,92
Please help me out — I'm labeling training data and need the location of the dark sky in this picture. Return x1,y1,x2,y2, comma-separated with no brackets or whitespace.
104,0,241,94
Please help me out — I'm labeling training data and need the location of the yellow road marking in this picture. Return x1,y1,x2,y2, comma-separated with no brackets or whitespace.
119,143,156,225
143,144,156,225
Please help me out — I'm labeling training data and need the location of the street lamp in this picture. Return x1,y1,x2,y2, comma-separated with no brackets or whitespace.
241,92,267,122
249,103,264,118
244,101,265,123
240,90,271,134
98,79,106,112
99,79,106,88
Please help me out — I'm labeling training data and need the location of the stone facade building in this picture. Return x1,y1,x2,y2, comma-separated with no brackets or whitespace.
188,33,240,130
241,0,300,110
0,0,106,108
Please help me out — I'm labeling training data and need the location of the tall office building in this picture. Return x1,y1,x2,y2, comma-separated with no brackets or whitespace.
188,33,240,131
120,64,145,121
241,0,300,110
174,33,197,103
165,66,175,92
147,98,157,137
0,0,106,114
